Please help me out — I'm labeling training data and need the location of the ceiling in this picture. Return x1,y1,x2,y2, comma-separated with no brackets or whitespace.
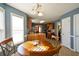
7,3,79,23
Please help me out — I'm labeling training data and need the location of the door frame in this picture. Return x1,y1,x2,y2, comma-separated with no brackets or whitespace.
73,14,76,51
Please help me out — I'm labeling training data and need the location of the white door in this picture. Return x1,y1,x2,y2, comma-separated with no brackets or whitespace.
61,17,71,49
73,14,79,52
11,13,24,45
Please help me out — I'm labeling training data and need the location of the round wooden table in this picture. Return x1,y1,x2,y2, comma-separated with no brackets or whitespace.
17,40,61,56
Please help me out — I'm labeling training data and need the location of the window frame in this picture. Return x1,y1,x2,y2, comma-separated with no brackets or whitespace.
10,13,25,45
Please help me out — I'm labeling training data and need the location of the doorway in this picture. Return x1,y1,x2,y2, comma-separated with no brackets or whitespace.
57,22,61,43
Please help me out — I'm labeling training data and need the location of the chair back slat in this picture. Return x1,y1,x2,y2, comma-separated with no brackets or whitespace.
0,37,16,56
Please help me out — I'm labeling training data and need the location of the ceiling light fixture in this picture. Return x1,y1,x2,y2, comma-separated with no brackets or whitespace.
40,20,45,23
32,3,43,16
38,12,43,16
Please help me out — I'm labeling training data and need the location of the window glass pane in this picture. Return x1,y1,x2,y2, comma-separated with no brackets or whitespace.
11,13,24,45
12,30,24,45
12,15,24,30
0,8,5,42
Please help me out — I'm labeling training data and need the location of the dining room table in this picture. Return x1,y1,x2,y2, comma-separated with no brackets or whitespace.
17,40,61,56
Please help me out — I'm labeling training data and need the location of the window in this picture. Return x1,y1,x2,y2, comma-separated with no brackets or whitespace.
11,13,24,45
0,7,5,42
39,25,42,32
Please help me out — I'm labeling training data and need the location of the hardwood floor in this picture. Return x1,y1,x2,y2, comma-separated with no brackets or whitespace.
47,39,79,56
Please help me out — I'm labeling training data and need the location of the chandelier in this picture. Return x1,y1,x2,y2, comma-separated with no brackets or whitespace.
32,3,43,16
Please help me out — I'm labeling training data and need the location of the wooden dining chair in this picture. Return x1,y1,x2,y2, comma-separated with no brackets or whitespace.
0,37,16,56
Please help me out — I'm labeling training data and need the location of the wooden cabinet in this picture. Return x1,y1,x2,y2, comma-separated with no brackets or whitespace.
27,17,32,33
46,23,54,39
